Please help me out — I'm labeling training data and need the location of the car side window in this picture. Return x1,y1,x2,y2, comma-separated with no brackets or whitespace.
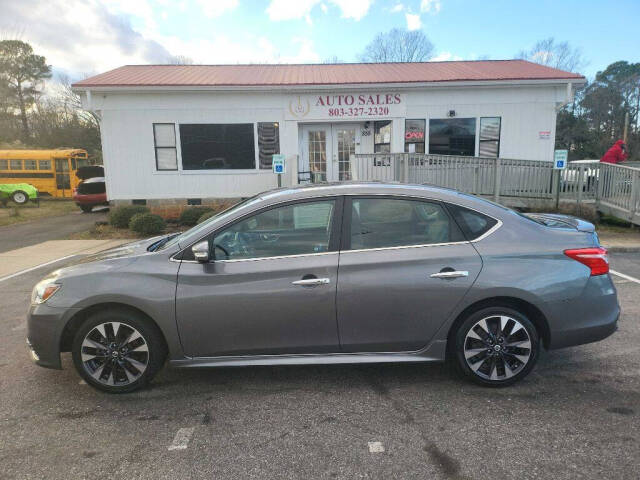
211,200,336,260
445,203,498,240
349,198,462,250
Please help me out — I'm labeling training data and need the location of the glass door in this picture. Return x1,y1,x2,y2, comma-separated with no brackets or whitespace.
54,158,71,197
332,125,358,181
302,125,332,183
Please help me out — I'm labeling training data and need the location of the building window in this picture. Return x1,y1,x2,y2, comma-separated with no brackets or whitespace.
24,160,37,170
153,123,178,171
374,120,392,153
429,118,476,156
258,122,280,169
404,119,425,153
180,123,255,170
38,160,51,170
479,117,501,158
10,160,22,170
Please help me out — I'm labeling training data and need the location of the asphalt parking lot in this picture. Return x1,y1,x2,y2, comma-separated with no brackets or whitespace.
1,253,639,479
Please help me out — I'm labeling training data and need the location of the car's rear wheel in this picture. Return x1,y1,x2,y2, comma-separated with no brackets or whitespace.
453,306,539,386
79,205,93,213
11,190,28,205
71,309,166,393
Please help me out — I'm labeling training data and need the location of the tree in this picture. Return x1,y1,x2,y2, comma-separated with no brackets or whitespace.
517,38,586,73
165,55,194,65
358,28,434,63
0,40,51,140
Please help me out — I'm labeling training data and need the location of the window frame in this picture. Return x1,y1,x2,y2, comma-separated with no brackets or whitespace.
340,195,466,252
153,123,178,171
428,117,477,157
373,120,392,154
178,196,345,263
479,116,501,158
257,121,281,170
404,119,426,154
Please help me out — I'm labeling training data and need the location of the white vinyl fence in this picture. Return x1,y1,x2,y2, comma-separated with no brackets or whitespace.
349,153,640,224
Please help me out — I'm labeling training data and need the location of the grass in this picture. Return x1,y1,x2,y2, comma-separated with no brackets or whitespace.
68,221,182,240
0,198,77,227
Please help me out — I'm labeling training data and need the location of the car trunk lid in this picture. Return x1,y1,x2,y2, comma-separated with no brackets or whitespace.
524,213,595,233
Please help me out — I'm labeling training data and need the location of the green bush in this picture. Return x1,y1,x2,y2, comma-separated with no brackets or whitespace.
197,210,217,224
129,213,166,236
180,206,214,226
109,205,149,228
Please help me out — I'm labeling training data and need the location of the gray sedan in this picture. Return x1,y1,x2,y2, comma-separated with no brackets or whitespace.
27,183,619,393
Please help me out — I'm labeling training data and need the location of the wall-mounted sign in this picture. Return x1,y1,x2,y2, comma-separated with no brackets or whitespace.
539,131,551,140
286,93,406,120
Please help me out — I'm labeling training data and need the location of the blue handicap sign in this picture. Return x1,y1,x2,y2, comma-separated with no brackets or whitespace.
274,164,283,173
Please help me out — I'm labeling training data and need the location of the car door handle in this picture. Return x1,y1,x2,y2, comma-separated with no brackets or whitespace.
430,270,469,279
292,278,331,286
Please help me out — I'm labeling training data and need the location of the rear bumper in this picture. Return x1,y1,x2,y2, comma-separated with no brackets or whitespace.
546,274,620,350
73,192,107,206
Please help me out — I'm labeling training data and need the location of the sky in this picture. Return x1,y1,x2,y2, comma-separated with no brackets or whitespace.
1,0,638,82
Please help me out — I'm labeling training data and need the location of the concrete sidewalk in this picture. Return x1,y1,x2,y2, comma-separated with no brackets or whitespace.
0,239,134,279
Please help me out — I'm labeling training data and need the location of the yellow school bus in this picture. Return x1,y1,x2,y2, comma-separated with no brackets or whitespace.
0,149,90,198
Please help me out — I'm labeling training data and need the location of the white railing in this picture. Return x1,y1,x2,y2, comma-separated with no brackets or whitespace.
349,153,640,224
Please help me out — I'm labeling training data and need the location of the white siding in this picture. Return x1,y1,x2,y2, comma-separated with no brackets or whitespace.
84,83,567,200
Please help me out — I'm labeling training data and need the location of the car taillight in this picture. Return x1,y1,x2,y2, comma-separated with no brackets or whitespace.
564,247,609,276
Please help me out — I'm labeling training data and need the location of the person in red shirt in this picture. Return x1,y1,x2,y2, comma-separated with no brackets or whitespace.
600,139,628,164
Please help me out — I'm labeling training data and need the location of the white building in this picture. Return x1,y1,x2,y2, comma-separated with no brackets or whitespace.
72,60,585,204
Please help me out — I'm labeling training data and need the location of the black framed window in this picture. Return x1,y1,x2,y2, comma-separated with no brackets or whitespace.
0,160,7,170
38,160,51,170
9,160,22,170
153,123,178,171
404,119,425,153
180,123,255,170
479,117,501,158
429,118,476,156
258,122,280,169
24,160,37,170
374,120,392,153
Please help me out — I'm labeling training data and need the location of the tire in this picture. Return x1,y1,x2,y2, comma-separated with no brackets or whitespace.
11,190,28,205
71,308,167,393
452,306,539,387
79,204,93,213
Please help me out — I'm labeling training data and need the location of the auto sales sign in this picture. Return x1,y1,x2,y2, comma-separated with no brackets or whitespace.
286,93,406,120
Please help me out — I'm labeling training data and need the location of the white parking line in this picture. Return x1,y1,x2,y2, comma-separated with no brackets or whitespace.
168,427,195,451
610,270,640,285
0,255,76,283
368,441,385,453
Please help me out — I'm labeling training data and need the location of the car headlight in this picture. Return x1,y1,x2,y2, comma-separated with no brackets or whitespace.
31,278,61,305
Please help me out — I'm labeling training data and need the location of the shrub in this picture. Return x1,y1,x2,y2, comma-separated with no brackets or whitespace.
109,205,149,228
197,210,217,224
129,213,166,236
180,206,214,226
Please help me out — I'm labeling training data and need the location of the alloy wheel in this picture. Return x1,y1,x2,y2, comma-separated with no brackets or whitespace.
80,321,149,386
463,315,532,381
13,192,27,204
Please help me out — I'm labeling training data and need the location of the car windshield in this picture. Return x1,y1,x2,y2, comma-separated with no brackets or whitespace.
155,194,262,251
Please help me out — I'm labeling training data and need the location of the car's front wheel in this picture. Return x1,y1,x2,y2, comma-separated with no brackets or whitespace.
453,306,539,386
71,309,166,393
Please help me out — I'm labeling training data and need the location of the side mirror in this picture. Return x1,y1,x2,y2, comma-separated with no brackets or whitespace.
192,241,210,263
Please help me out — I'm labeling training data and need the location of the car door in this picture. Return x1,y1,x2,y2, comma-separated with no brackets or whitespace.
336,196,483,352
176,197,343,357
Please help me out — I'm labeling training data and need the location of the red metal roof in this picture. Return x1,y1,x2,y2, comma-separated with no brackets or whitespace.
72,60,584,88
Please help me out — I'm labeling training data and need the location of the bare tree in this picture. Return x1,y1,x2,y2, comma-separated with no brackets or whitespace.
358,28,434,63
165,55,194,65
322,56,344,64
517,38,587,73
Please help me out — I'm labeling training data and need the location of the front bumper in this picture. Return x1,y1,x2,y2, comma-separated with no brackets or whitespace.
26,304,79,370
546,274,620,350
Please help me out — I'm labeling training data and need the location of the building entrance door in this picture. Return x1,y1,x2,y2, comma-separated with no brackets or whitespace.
301,124,360,183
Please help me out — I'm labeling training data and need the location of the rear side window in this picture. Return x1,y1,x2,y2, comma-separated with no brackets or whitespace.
349,197,463,250
446,203,498,240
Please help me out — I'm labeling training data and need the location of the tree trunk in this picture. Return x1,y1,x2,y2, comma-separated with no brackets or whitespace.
16,79,30,141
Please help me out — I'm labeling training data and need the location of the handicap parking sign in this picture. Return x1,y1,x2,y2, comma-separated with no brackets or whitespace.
272,154,285,174
554,150,568,170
